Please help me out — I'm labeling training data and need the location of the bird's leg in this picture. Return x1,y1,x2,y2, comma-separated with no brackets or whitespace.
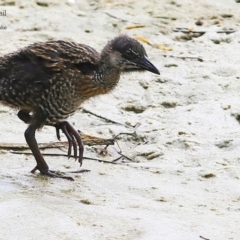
17,111,78,158
17,110,32,124
24,122,74,181
55,121,84,166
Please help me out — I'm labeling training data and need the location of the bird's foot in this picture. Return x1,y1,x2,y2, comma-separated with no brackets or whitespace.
31,166,90,180
55,121,84,166
31,166,74,181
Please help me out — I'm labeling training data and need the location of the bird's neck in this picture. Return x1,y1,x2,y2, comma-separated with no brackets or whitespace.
92,55,121,94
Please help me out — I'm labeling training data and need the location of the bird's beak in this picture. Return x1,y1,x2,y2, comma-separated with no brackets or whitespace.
137,56,160,75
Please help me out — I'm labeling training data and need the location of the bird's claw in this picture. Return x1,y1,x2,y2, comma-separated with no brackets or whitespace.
31,165,74,181
55,121,84,165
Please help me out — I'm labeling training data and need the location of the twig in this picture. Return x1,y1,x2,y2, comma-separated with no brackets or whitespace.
162,54,203,62
199,236,210,240
96,124,141,156
11,151,162,172
114,151,134,162
113,123,140,141
79,132,115,146
99,130,138,155
104,11,139,24
104,12,128,22
11,151,141,168
114,131,137,140
102,127,141,159
82,108,127,126
0,133,114,150
173,28,235,34
11,151,123,165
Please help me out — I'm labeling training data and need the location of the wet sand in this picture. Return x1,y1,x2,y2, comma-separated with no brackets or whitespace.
0,0,240,239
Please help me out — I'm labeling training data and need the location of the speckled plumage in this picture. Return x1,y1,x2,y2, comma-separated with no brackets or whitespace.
0,35,160,180
0,41,104,124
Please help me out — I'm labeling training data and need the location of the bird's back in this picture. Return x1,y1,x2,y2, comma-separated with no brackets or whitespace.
0,40,101,122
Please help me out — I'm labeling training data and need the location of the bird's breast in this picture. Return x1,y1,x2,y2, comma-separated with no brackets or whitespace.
74,71,120,98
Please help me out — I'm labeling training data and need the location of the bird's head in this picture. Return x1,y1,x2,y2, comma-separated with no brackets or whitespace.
101,35,160,75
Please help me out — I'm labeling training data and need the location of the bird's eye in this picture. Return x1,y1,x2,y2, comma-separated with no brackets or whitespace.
125,49,135,58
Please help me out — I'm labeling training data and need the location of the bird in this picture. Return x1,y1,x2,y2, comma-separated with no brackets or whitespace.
0,35,160,180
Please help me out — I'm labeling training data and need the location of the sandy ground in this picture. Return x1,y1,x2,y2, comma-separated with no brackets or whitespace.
0,0,240,239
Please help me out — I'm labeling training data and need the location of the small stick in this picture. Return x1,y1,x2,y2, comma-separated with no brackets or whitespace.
104,128,140,160
113,123,140,141
114,131,137,139
162,54,203,62
0,133,114,150
114,149,134,162
11,151,162,171
173,28,235,34
104,12,139,24
11,151,124,165
199,236,210,240
99,129,139,155
82,108,127,126
104,12,128,22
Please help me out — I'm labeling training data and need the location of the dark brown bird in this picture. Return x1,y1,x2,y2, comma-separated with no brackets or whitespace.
0,35,160,180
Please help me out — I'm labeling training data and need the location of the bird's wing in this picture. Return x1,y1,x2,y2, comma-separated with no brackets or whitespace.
22,40,101,72
0,40,101,98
